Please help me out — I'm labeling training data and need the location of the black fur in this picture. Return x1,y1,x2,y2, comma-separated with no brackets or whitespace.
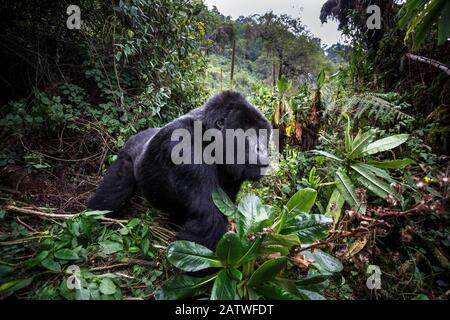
88,91,271,250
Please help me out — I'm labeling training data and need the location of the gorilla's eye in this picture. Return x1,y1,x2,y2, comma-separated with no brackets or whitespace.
215,119,225,129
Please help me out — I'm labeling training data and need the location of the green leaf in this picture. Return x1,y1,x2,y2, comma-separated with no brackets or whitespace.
212,188,237,217
356,163,395,183
36,250,49,262
236,194,271,237
303,249,343,273
313,150,342,161
237,237,263,265
99,278,117,295
438,0,450,45
84,210,109,218
0,265,14,279
256,283,302,300
298,289,326,300
348,130,375,159
316,70,325,88
367,158,416,169
335,168,363,212
282,214,332,244
211,269,240,300
167,241,222,272
75,286,91,300
352,164,393,199
215,232,243,266
41,257,61,272
247,257,287,287
325,188,345,224
54,248,79,261
264,233,301,248
99,241,124,255
296,274,331,287
155,274,216,300
362,134,409,155
343,113,352,153
414,0,447,48
0,277,33,293
258,244,290,256
277,76,292,96
286,188,317,217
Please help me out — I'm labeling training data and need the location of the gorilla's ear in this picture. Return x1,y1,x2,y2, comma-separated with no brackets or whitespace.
215,118,225,130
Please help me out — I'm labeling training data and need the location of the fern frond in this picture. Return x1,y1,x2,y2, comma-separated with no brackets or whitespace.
340,92,416,127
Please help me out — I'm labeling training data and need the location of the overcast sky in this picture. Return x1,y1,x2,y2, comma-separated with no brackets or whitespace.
203,0,343,47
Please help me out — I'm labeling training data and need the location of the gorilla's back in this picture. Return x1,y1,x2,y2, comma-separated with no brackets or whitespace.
125,128,160,161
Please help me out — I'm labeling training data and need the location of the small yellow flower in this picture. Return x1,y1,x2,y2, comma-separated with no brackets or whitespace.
423,176,434,183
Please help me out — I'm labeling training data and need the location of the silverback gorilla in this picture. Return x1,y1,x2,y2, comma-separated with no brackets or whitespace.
87,91,272,250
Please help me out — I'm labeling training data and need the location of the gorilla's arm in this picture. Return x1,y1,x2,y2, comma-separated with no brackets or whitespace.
172,164,229,250
175,185,229,250
87,152,135,215
87,128,159,215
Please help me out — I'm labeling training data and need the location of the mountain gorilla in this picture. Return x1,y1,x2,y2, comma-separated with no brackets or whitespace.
88,91,271,250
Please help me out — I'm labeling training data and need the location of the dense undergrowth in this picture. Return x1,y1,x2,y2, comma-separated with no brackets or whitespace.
0,0,449,300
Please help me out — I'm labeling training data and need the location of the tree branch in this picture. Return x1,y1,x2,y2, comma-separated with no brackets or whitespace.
2,205,128,224
405,53,450,76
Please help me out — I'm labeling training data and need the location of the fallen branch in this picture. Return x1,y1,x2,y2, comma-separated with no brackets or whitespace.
2,205,128,225
405,53,450,76
89,258,159,271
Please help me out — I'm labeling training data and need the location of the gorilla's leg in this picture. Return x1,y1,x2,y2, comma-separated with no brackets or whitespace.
175,201,228,251
88,152,135,215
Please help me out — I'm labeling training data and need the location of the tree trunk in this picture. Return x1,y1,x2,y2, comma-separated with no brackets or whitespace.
230,38,236,88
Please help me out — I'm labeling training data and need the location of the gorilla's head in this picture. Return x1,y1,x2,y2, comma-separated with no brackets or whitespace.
202,91,272,181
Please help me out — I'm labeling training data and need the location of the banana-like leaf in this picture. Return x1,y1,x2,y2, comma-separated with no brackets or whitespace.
414,0,447,48
343,113,352,153
351,164,393,199
362,134,409,155
348,130,375,159
316,70,325,88
367,158,415,169
335,168,360,209
313,150,342,161
356,163,395,183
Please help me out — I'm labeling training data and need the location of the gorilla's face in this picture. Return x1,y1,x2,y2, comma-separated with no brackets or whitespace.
211,97,272,181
